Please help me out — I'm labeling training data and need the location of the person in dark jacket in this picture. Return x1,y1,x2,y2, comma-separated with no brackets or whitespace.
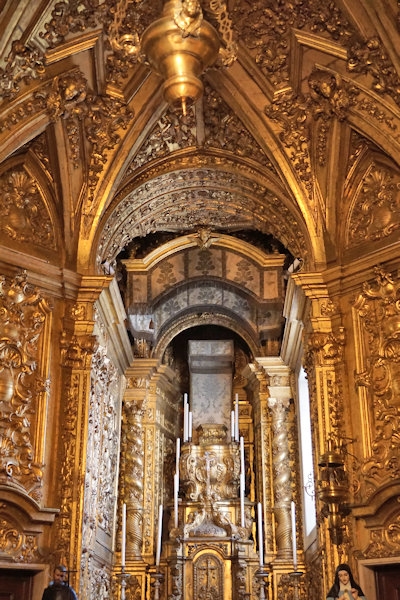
326,563,366,599
42,565,78,600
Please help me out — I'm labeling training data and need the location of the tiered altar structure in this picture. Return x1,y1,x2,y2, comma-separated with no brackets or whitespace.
165,423,258,600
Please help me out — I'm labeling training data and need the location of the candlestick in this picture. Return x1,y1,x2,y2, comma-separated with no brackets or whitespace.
155,504,163,566
121,502,126,567
291,501,297,571
235,393,239,442
257,502,264,567
174,472,179,528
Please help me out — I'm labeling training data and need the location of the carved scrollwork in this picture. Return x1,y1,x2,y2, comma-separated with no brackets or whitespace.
307,70,359,167
0,515,40,562
0,168,56,250
0,40,45,101
180,446,240,502
354,267,400,489
0,272,50,500
347,166,400,246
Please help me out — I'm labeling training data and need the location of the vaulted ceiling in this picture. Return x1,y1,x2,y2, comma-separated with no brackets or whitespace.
1,0,400,356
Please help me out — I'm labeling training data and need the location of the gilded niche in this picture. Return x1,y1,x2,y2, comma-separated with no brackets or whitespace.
347,165,400,246
0,168,56,250
0,272,51,500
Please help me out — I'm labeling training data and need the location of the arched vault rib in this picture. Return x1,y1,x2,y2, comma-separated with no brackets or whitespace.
153,310,260,361
95,165,312,271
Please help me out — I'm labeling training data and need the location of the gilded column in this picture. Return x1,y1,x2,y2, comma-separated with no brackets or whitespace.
120,360,180,599
257,359,294,566
123,392,145,559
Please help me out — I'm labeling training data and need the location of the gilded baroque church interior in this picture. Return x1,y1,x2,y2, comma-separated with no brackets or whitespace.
1,0,400,599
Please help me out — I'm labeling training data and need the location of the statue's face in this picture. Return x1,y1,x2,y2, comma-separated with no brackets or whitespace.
183,0,200,17
338,570,351,587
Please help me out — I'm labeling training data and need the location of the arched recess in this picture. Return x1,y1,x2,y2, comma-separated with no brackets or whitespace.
341,148,400,261
153,310,260,361
119,232,289,359
0,153,62,265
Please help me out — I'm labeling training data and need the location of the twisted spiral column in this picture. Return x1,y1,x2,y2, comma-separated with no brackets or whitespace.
124,399,145,559
269,396,292,561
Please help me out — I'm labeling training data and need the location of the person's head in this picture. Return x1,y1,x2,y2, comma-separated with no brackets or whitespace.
53,565,67,585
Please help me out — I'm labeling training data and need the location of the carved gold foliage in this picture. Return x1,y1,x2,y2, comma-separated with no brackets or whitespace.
60,332,98,369
308,70,359,167
39,0,106,49
348,37,400,106
0,168,56,250
36,72,88,122
57,373,80,558
347,166,400,246
354,267,400,486
305,328,346,366
0,40,45,102
83,94,134,227
0,272,49,500
180,444,240,503
365,521,400,558
31,134,52,179
265,91,313,198
0,515,40,562
129,85,272,174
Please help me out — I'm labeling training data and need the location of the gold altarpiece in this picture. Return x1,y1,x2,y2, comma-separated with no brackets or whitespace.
118,345,303,600
3,266,400,599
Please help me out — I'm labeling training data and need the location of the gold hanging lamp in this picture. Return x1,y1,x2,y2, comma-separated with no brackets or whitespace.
141,0,220,114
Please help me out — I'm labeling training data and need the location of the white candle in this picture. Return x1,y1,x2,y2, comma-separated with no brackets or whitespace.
235,394,239,442
174,472,179,528
183,395,188,442
155,504,163,566
291,501,297,571
240,436,245,476
176,437,180,474
240,471,245,527
257,502,264,566
231,410,235,440
121,502,126,567
188,411,193,440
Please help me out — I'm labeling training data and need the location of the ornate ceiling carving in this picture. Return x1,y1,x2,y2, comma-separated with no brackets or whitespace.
0,0,399,275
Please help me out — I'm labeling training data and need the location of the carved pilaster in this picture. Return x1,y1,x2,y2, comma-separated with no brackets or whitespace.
291,272,348,568
57,275,111,588
0,271,52,501
353,267,400,492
